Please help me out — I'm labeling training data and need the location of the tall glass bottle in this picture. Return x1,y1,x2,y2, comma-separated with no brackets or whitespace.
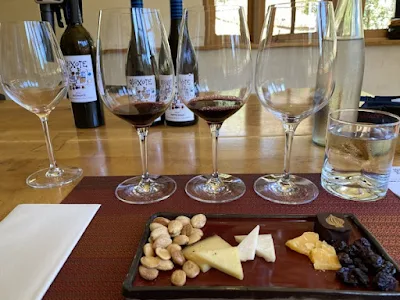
312,0,365,146
60,0,105,128
165,0,198,126
129,0,164,126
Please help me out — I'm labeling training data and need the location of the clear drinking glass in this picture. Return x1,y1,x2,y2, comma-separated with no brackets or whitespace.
0,21,82,188
96,8,176,204
177,5,252,203
322,109,400,202
255,1,337,204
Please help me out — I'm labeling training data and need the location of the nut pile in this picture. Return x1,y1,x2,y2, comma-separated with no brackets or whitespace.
139,214,206,286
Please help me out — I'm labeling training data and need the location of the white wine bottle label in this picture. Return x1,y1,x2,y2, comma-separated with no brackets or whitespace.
126,75,156,101
165,74,195,122
64,55,97,103
159,75,174,101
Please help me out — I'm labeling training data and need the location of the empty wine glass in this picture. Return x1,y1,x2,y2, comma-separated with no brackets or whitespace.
177,5,252,203
0,21,82,188
254,1,336,204
97,8,176,204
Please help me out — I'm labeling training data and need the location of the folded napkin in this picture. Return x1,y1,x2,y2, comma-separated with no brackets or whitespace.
389,166,400,198
0,204,100,300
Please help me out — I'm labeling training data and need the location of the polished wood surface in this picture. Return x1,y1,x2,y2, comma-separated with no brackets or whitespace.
0,96,398,220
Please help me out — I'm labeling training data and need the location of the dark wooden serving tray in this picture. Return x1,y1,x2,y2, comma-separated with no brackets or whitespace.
122,213,400,299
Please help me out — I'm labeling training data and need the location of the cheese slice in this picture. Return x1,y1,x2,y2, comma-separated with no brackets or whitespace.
235,233,276,262
310,240,341,271
182,235,231,273
285,232,319,257
237,225,259,262
193,247,244,280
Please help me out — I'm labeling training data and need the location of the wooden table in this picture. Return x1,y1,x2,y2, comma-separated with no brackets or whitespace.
0,96,398,220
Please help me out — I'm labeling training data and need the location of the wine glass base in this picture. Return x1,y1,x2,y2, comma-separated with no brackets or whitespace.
26,166,83,189
185,174,246,204
115,175,176,205
254,174,318,205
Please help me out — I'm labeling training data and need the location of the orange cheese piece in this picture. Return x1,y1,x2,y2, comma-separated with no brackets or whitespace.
309,241,341,271
285,232,320,256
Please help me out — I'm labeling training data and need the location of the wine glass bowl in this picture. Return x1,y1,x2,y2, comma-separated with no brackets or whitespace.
177,5,252,203
0,21,82,188
254,1,336,204
97,8,176,204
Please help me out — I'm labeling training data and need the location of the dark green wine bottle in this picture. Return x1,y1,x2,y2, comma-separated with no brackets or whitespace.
165,0,198,127
60,0,105,128
128,0,164,126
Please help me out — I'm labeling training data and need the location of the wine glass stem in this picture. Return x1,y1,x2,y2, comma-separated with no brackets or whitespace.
40,116,58,171
137,127,149,181
283,123,298,180
210,123,221,178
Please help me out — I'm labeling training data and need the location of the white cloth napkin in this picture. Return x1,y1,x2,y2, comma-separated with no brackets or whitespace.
389,166,400,198
0,204,100,300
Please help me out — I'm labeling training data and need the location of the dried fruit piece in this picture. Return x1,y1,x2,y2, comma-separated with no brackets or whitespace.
373,271,398,291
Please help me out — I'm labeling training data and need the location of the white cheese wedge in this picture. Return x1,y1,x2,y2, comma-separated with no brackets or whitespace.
193,247,244,280
182,235,231,273
237,225,259,262
235,234,276,262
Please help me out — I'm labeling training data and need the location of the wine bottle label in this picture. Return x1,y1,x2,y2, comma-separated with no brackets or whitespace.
165,74,195,122
126,75,156,101
65,55,98,103
159,75,174,101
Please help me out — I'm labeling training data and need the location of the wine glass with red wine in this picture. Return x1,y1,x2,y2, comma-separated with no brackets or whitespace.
96,8,176,204
0,21,83,188
254,1,336,204
177,5,252,203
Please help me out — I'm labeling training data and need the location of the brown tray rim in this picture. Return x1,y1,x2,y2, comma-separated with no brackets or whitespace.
122,212,400,299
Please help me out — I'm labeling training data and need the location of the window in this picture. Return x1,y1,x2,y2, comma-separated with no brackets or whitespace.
364,0,396,29
204,0,398,44
214,0,248,35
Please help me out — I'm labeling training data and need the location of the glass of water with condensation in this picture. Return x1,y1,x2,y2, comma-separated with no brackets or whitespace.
322,109,400,201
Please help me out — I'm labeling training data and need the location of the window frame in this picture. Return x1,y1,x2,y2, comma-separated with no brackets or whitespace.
205,0,400,46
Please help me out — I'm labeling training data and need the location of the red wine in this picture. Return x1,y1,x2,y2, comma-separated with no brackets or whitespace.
187,96,244,124
60,0,105,129
127,3,163,126
112,102,166,127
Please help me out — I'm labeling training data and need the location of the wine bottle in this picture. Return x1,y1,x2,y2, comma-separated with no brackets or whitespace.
165,0,198,127
60,0,105,129
129,0,164,126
